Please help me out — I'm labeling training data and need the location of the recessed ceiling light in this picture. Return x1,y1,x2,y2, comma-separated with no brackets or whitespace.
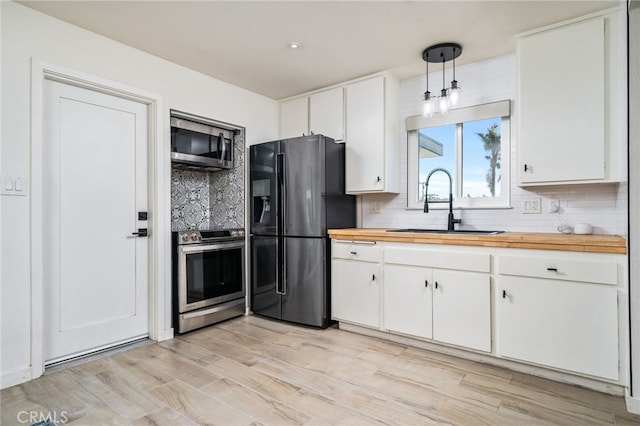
287,42,302,49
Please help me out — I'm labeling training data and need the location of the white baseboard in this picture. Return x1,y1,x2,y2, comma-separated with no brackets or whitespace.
1,367,32,390
159,327,174,341
625,389,640,414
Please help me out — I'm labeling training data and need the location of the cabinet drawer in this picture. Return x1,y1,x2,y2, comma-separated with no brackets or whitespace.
385,246,490,273
332,241,381,262
498,255,617,285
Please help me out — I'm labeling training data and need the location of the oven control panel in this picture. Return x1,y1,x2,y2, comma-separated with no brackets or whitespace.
176,229,245,245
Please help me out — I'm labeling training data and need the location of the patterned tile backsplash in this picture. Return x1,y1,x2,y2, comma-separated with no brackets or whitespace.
171,131,245,231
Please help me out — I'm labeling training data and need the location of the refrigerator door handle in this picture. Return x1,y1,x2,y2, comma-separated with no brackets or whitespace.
276,236,286,295
276,152,286,235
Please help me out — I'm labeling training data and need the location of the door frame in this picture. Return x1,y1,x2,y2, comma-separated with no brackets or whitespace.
30,59,171,380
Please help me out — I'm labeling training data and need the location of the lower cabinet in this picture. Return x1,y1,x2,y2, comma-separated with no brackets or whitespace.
497,255,619,380
383,264,432,339
331,242,381,328
330,239,625,385
383,263,491,352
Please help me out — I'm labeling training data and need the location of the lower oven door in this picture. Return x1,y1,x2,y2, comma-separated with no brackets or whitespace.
177,240,246,313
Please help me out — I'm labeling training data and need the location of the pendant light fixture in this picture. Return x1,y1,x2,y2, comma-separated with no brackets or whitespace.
423,57,434,117
422,42,462,116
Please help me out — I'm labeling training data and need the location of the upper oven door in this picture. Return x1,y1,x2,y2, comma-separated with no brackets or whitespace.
177,241,246,313
171,116,234,170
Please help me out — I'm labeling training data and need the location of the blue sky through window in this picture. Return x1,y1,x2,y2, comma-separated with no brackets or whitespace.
418,117,501,201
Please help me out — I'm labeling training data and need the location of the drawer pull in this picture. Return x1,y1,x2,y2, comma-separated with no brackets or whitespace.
502,290,508,299
425,280,429,287
350,251,357,255
372,274,376,281
435,282,439,289
547,267,558,272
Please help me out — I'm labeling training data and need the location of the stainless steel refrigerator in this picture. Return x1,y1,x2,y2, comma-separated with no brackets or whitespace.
249,135,356,328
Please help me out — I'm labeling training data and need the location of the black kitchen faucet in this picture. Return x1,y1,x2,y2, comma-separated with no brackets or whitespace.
423,167,461,231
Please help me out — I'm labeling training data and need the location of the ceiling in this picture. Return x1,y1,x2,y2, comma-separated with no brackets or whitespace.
19,0,619,100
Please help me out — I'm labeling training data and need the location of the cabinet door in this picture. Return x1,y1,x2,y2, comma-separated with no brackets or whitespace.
331,259,380,328
497,276,618,380
310,88,344,141
345,76,385,192
432,270,491,352
518,18,605,184
383,264,432,339
280,97,309,139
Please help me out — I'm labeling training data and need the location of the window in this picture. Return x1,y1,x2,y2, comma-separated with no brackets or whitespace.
407,101,511,209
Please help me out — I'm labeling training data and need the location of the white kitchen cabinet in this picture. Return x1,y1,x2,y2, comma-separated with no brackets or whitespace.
309,88,344,141
383,245,491,352
517,12,621,185
497,254,619,380
383,264,433,339
432,269,491,352
279,96,309,139
279,87,344,141
344,73,399,194
331,241,381,328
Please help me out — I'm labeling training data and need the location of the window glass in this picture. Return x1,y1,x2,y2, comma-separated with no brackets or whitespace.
462,118,501,198
418,124,455,202
406,101,511,210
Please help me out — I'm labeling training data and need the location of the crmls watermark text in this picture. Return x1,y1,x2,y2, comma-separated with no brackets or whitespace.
17,410,69,424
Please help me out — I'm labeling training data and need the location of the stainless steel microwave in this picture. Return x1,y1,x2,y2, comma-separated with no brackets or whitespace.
170,110,239,171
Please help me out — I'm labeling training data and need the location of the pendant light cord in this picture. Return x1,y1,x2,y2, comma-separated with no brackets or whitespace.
452,47,456,81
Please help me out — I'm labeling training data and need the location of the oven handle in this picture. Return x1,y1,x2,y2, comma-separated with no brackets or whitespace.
178,241,245,254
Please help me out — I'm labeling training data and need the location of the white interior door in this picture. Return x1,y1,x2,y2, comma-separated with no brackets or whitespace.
43,79,149,364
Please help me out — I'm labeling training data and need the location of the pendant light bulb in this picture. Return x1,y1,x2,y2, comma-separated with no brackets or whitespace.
423,91,434,117
449,80,460,107
439,92,449,114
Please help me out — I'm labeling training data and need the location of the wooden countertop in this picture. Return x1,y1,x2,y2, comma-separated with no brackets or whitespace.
328,228,627,254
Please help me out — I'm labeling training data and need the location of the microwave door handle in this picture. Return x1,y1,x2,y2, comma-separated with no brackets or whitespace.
219,132,226,162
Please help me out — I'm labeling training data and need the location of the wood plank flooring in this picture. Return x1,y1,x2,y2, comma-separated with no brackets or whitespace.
2,315,640,425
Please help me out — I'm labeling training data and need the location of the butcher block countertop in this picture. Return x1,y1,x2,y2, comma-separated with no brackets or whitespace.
328,228,627,254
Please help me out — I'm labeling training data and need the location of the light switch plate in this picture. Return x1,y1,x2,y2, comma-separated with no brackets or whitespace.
1,175,29,196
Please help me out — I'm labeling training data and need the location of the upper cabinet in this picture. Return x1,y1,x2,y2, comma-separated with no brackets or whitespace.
345,74,400,194
516,11,622,186
279,72,399,195
280,97,309,139
280,87,344,141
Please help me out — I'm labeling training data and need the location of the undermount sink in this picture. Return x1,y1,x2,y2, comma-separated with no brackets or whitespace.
387,229,504,235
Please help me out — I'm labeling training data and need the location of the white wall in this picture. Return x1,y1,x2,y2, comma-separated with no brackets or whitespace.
361,53,628,236
0,1,278,386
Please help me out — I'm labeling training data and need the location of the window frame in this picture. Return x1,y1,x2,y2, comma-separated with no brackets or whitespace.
407,100,511,210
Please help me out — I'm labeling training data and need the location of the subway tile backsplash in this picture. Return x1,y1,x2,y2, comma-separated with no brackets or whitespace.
171,131,245,231
361,54,628,236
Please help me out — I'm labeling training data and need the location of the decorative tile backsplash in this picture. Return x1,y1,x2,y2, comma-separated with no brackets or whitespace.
171,131,245,231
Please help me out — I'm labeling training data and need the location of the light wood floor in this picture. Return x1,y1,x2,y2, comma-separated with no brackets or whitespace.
2,315,640,425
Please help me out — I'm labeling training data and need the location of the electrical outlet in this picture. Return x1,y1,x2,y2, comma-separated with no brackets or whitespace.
370,201,381,214
548,199,560,213
523,198,541,214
